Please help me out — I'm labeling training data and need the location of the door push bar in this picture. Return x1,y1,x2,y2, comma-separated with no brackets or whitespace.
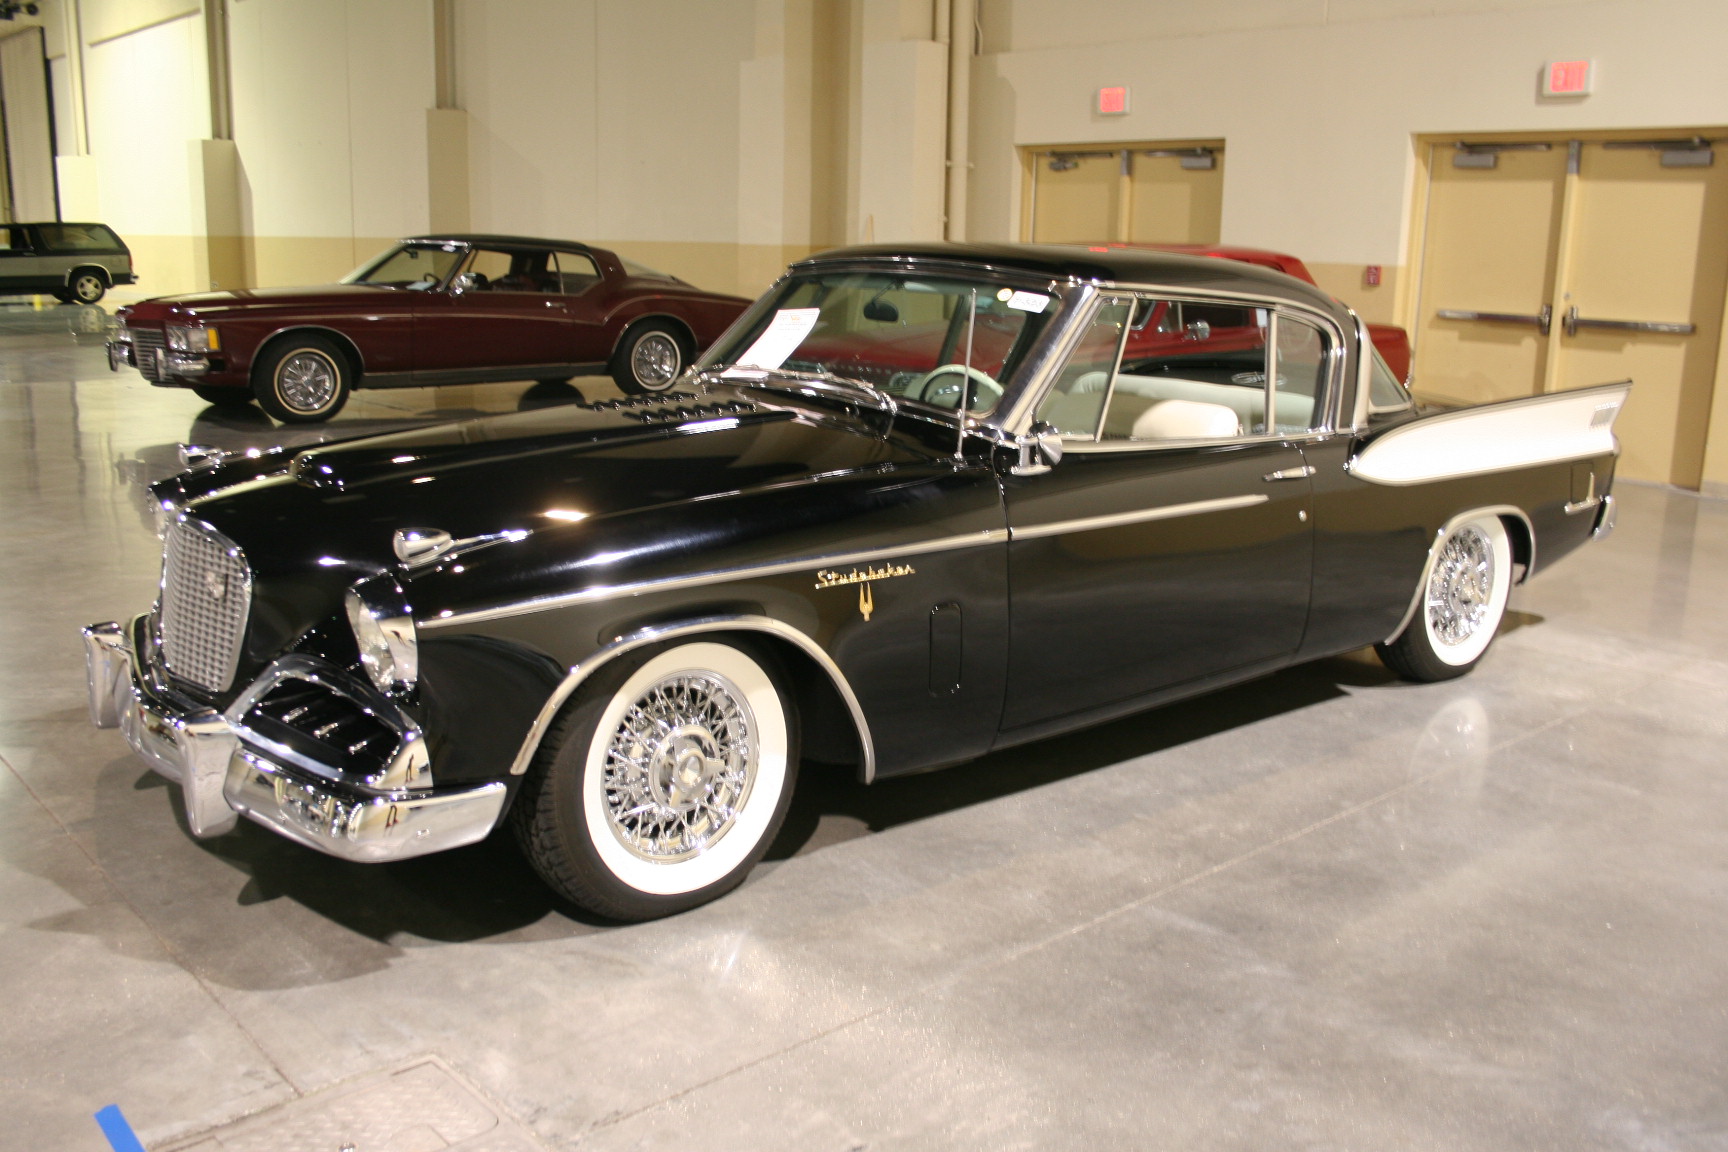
1562,306,1694,337
1436,304,1553,336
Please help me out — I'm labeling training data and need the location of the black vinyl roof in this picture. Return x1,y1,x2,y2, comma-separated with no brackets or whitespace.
797,242,1343,314
403,233,599,253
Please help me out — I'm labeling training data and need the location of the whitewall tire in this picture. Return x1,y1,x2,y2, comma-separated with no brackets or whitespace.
1377,514,1513,682
513,640,798,920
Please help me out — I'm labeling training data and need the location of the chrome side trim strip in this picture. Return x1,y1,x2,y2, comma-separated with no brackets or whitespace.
1383,504,1537,645
507,613,878,784
1008,494,1269,542
420,528,1007,630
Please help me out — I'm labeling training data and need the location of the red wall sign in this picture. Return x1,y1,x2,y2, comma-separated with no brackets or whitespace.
1097,86,1129,115
1542,60,1593,96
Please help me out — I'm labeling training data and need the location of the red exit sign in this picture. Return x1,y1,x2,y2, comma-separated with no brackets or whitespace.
1542,59,1593,97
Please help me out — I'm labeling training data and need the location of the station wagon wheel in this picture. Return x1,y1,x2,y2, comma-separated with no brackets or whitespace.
610,320,689,394
512,640,798,921
252,334,352,423
59,270,107,305
1377,514,1513,682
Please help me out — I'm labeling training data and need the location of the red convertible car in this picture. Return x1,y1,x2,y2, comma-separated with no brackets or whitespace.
107,235,752,422
1097,243,1412,383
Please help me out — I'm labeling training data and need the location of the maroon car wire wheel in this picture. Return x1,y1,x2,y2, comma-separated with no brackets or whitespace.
277,349,341,414
631,331,682,389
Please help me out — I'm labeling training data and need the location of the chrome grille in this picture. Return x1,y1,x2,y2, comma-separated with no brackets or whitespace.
160,519,251,693
131,327,166,381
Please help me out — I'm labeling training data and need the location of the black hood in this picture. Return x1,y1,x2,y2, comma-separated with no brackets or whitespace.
173,388,941,683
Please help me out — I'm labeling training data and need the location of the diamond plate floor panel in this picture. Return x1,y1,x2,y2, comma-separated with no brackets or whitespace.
161,1057,548,1152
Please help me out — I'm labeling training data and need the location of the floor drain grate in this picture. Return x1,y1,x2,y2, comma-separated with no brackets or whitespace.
159,1056,546,1152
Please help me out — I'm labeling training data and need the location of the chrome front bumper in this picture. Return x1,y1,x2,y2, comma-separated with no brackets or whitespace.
81,618,507,863
107,340,209,378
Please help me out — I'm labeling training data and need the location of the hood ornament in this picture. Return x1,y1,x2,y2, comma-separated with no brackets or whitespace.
393,528,454,565
393,527,529,568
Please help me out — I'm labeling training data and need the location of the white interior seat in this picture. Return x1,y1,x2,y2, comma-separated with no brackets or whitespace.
1131,398,1242,440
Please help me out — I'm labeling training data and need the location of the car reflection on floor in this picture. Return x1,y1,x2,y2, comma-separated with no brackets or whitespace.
109,373,606,532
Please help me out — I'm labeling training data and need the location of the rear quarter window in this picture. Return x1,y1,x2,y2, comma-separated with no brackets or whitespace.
36,224,123,252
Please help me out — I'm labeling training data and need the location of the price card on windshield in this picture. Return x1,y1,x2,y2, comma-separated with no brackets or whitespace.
732,307,821,371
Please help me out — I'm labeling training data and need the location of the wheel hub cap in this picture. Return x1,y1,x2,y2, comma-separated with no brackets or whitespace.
603,672,754,862
632,333,680,388
279,352,337,412
1427,526,1493,646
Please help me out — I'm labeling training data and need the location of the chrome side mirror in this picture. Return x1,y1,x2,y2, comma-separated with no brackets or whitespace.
450,272,478,296
1010,423,1064,476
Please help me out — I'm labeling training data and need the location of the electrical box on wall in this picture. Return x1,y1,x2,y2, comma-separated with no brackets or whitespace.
1541,60,1593,97
1097,86,1129,115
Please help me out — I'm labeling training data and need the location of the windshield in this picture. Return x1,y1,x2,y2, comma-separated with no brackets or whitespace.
702,270,1057,414
342,243,467,289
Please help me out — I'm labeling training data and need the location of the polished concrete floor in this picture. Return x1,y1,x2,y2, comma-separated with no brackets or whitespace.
3,304,1726,1151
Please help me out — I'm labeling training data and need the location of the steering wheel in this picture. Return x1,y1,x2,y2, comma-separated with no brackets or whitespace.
904,363,1003,412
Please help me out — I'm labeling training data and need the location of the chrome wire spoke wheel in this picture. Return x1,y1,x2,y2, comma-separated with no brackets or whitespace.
519,640,796,912
1380,512,1513,681
1426,524,1494,646
278,350,340,413
602,671,755,862
631,331,681,388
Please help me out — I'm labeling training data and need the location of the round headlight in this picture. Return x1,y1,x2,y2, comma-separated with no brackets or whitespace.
345,586,418,693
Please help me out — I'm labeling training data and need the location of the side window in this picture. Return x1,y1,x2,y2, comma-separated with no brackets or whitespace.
465,248,559,293
1271,314,1328,433
1100,299,1267,441
1033,299,1132,437
558,252,602,294
1368,347,1412,412
35,224,119,251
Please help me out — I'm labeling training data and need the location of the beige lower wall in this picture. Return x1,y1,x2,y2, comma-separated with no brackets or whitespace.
103,236,832,303
245,237,401,292
1306,263,1401,327
109,234,201,303
597,241,825,300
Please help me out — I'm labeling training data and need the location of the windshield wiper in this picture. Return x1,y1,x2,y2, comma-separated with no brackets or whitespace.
712,363,898,419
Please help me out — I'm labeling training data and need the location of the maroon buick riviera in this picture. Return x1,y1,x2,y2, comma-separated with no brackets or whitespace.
108,234,753,422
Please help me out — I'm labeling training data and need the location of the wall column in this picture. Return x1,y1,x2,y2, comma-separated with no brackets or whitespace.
426,0,469,233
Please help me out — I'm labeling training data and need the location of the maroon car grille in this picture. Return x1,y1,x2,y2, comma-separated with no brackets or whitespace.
130,328,166,382
159,519,251,693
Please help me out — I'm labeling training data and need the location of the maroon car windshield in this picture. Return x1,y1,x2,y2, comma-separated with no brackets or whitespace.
706,271,1057,412
342,243,467,290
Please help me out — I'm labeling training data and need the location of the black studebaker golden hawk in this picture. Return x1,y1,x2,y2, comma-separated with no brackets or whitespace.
85,244,1627,920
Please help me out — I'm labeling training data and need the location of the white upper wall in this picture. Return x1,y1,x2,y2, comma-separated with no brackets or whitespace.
82,11,208,236
459,0,756,244
229,0,433,241
980,0,1600,53
971,0,1728,263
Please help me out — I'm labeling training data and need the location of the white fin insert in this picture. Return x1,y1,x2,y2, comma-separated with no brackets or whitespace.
1352,381,1630,485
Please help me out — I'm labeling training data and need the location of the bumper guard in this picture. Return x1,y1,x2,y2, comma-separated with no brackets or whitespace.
81,617,506,862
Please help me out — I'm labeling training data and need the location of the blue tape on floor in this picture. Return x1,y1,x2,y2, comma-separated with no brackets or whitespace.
94,1105,147,1152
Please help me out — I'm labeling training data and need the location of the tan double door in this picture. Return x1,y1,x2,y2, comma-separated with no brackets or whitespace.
1412,131,1728,488
1023,142,1225,245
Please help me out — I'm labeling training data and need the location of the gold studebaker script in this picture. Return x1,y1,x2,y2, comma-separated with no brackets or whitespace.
814,563,915,589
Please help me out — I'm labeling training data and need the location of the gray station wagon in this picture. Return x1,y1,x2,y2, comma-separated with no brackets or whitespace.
0,222,136,304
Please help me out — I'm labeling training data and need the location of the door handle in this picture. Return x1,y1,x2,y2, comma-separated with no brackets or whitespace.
1563,306,1694,337
1263,465,1315,482
1436,304,1553,336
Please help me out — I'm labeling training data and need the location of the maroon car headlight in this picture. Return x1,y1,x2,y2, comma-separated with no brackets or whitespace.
345,585,418,693
165,324,220,353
